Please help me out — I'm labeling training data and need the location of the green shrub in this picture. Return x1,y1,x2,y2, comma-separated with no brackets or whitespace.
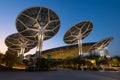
35,57,50,71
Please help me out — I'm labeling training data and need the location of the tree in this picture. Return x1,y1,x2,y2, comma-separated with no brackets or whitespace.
4,52,18,68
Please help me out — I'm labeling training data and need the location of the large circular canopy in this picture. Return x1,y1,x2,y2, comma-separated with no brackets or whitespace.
63,21,93,44
16,6,60,41
88,37,114,51
5,33,37,53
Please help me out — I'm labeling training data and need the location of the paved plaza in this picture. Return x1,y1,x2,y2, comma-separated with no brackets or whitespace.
0,69,119,80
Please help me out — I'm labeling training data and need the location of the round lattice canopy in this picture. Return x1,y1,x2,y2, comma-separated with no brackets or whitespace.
6,48,18,55
64,21,93,44
88,37,114,51
16,6,60,41
5,33,37,53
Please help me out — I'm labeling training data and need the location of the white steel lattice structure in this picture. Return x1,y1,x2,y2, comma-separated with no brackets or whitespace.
63,21,93,55
16,6,61,58
5,33,37,63
88,37,114,58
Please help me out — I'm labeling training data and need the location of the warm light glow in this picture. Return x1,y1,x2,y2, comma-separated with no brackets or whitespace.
90,60,96,64
0,38,7,54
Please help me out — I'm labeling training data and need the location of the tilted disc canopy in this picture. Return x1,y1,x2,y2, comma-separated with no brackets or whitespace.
5,33,37,54
63,21,93,55
16,6,60,41
88,37,114,51
64,21,93,44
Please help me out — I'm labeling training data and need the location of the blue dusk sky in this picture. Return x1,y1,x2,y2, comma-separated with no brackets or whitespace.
0,0,120,56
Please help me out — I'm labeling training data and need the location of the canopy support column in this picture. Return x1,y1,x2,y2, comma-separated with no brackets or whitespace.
104,47,110,58
99,49,104,58
78,32,83,56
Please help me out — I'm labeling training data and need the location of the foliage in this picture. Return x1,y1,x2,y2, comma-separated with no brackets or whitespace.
35,57,50,71
85,53,99,60
4,53,18,68
108,56,120,67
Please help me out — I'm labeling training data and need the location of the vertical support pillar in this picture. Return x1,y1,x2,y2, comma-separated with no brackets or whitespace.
36,34,44,57
33,27,44,70
104,46,110,58
78,32,82,56
36,27,44,58
99,49,104,58
19,48,25,63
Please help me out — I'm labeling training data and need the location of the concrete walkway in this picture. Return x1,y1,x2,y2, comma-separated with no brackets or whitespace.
0,69,119,80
